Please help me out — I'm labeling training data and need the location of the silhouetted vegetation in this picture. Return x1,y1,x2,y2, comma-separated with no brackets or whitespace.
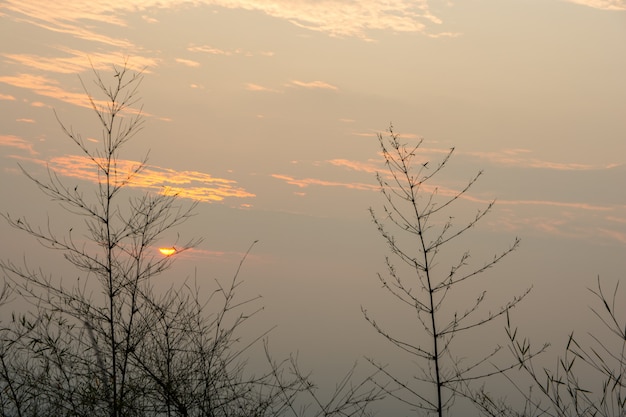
363,126,528,416
0,63,380,417
1,65,623,417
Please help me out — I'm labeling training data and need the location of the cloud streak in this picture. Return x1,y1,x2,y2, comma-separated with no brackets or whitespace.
464,148,611,171
561,0,626,10
175,58,201,67
12,153,255,203
2,49,155,75
289,80,338,90
0,135,39,156
271,174,378,191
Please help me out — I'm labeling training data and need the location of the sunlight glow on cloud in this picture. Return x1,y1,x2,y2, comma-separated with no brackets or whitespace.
0,93,16,101
289,80,338,90
25,155,255,203
561,0,626,10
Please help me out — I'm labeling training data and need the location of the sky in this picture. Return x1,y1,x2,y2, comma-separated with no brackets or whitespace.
1,0,626,414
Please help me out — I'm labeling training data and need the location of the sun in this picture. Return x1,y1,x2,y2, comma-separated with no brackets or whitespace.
159,247,176,256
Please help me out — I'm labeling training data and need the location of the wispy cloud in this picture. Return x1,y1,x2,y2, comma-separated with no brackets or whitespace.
188,44,241,56
0,93,16,101
327,158,379,174
0,72,158,117
209,0,451,39
561,0,626,10
2,48,155,74
289,80,338,90
2,0,450,45
271,174,378,191
0,73,106,109
598,228,626,243
496,198,614,212
245,83,280,93
175,58,201,67
0,135,39,155
465,148,613,170
15,154,255,203
1,1,134,47
141,15,159,23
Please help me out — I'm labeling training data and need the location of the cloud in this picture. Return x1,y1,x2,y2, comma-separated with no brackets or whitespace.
0,135,39,155
188,44,240,55
16,118,35,123
0,72,157,118
327,158,379,174
1,1,134,47
2,0,449,45
19,154,255,203
141,14,159,23
271,173,378,191
496,198,614,212
598,228,626,243
245,83,280,93
175,58,201,67
0,93,16,101
210,0,449,39
561,0,626,10
0,73,104,109
289,80,338,90
465,149,613,171
2,48,156,74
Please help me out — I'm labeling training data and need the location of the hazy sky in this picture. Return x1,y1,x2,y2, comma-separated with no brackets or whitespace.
1,1,625,414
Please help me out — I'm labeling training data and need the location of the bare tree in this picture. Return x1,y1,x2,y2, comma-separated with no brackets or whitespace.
0,62,202,417
363,125,528,416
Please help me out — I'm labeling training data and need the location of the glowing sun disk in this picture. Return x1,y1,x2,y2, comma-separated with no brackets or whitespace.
159,247,176,256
